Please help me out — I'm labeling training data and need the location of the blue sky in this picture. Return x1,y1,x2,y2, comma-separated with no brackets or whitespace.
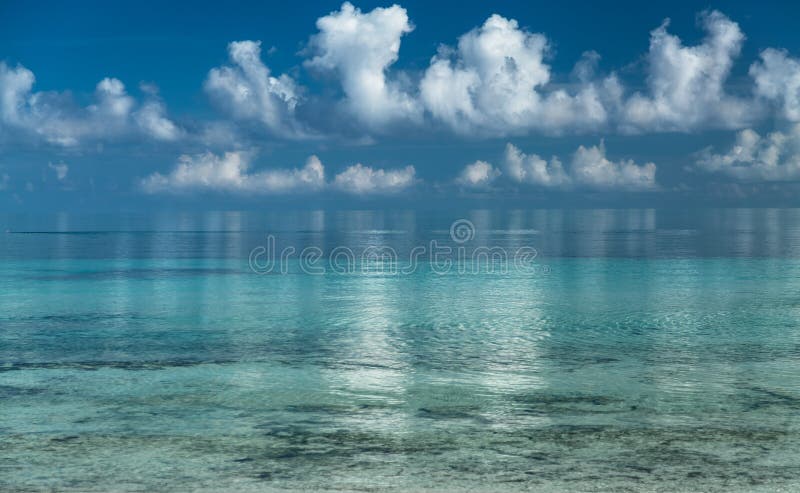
3,0,800,210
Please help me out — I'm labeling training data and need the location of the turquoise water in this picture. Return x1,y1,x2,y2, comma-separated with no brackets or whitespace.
2,209,800,491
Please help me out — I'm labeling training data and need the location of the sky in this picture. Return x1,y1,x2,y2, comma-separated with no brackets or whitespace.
3,0,800,210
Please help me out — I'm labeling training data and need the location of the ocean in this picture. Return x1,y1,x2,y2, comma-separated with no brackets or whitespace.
1,208,799,491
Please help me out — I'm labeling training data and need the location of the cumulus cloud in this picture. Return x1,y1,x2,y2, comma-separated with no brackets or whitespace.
696,125,800,181
141,152,325,193
420,14,616,136
750,49,800,122
332,163,416,194
305,2,421,128
501,142,656,190
504,143,570,187
0,62,181,146
622,11,755,132
93,78,134,123
142,151,416,195
569,142,657,190
456,160,500,188
0,63,34,125
205,41,307,138
9,6,800,157
134,85,182,141
135,99,181,140
48,161,69,181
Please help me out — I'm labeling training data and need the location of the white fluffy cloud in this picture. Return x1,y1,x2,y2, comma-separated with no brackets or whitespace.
420,14,615,136
0,63,33,126
622,11,754,132
11,3,800,176
93,78,135,124
456,160,500,188
135,100,181,141
570,143,657,190
141,152,325,193
504,143,570,187
197,8,800,138
750,49,800,122
500,142,656,190
0,62,181,146
205,41,306,138
332,163,416,193
305,2,421,128
696,125,800,181
142,151,416,195
134,85,182,141
48,161,69,181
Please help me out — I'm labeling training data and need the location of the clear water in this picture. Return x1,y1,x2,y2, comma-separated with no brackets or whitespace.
1,209,800,492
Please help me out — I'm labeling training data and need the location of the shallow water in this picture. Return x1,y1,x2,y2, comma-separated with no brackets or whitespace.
1,209,800,491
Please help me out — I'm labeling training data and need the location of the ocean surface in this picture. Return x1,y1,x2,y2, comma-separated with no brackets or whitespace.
1,208,800,492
